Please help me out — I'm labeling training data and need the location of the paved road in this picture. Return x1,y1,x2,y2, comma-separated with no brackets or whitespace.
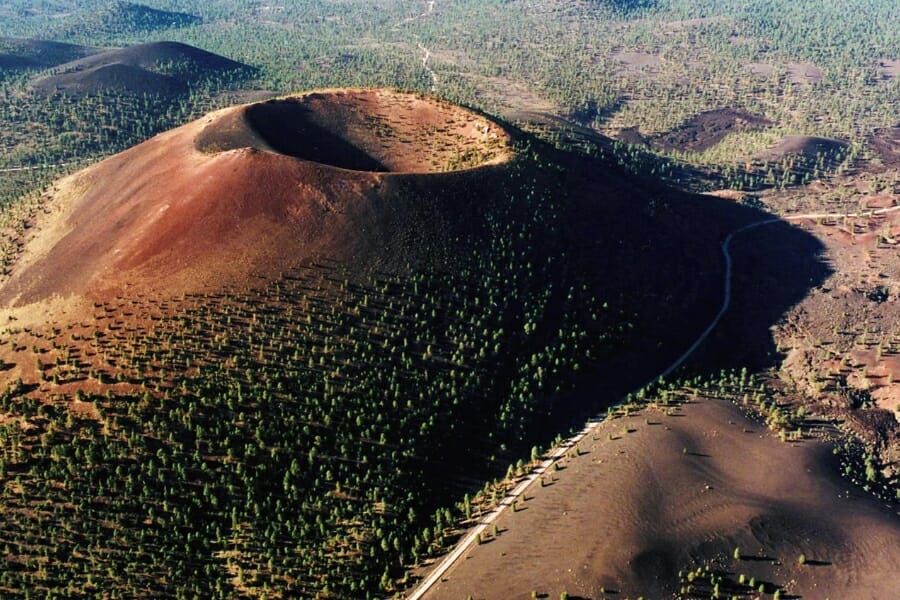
404,202,900,600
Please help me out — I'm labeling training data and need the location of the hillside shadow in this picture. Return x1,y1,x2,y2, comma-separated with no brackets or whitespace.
701,216,831,371
425,131,831,504
549,143,831,419
244,100,388,171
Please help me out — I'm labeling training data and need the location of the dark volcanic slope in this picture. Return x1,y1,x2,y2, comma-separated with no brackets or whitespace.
0,37,98,71
34,62,188,96
756,135,849,163
652,108,772,153
31,41,250,97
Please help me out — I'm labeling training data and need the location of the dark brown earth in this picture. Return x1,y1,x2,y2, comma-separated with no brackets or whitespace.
651,108,772,153
868,126,900,170
755,135,849,164
30,41,250,97
611,109,772,153
423,397,900,600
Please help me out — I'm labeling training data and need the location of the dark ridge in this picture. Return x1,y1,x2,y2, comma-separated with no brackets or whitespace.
30,41,252,97
650,108,772,153
47,41,248,77
31,62,186,96
0,37,98,71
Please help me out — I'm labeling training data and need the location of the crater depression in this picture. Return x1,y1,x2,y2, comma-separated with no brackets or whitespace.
195,89,514,172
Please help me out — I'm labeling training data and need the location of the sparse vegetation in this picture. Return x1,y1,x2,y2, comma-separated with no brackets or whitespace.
0,0,897,598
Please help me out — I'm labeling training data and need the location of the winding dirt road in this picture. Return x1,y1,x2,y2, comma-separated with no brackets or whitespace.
404,202,900,600
396,1,438,92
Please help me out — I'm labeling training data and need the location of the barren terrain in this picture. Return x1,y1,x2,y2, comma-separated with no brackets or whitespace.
422,394,900,599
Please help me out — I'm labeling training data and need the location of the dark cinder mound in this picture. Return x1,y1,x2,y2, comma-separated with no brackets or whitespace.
32,62,187,96
31,41,251,97
0,37,98,71
196,89,514,173
64,41,246,74
651,108,772,153
756,135,849,162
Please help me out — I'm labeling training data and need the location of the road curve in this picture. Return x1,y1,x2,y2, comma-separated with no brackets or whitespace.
403,202,900,600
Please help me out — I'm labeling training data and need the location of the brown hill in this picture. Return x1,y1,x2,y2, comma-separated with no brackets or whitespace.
0,89,515,308
0,89,826,385
756,135,849,163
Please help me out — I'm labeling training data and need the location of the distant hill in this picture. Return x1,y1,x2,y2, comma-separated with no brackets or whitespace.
62,1,201,38
31,41,253,97
0,37,98,72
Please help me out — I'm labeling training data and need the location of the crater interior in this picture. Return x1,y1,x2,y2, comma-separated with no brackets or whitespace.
197,89,514,173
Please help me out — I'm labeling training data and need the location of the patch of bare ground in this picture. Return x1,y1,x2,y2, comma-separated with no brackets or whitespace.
719,163,899,478
878,58,900,80
459,74,563,120
421,396,900,600
787,61,824,85
612,125,647,146
746,62,774,78
769,204,900,465
612,49,662,76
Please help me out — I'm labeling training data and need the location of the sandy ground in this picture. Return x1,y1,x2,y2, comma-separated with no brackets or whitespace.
422,397,900,599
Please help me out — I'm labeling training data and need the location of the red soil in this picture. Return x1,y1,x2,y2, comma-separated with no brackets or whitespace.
0,89,515,306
